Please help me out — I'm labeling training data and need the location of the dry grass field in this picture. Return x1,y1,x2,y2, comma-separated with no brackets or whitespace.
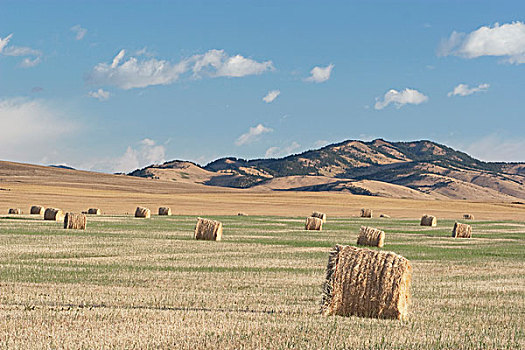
0,214,523,349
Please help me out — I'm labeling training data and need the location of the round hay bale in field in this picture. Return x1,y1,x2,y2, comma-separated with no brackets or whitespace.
44,208,64,222
379,214,390,218
360,208,373,218
135,207,151,218
357,226,385,248
194,217,222,241
237,212,247,216
158,207,171,216
30,205,44,215
64,212,87,230
305,216,323,231
88,208,101,215
321,245,411,320
8,208,21,214
420,215,437,227
452,222,472,238
463,214,474,220
311,211,327,223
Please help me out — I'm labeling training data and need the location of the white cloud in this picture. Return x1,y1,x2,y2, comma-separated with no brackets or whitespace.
304,64,334,83
439,22,525,64
235,124,273,146
262,90,280,103
265,141,301,158
20,56,41,68
113,138,166,173
460,134,525,162
374,88,429,110
88,88,111,101
87,49,274,89
2,46,41,57
0,34,42,68
447,83,489,97
70,25,87,40
0,33,13,53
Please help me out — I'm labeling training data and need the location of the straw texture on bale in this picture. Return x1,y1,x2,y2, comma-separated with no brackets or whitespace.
463,214,474,220
311,211,327,223
30,205,44,215
135,207,151,218
360,208,373,218
8,208,21,214
321,245,411,320
420,215,437,227
44,208,64,222
194,217,223,241
379,214,390,218
305,216,323,231
88,208,101,215
357,226,385,248
64,212,87,230
452,222,472,238
158,207,171,216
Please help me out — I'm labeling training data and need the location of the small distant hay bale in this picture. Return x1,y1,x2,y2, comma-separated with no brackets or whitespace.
420,215,437,227
44,208,64,222
158,207,171,216
194,217,223,241
357,226,385,248
311,211,327,223
321,245,411,320
379,214,390,218
463,214,474,220
135,207,151,218
360,208,373,218
305,216,323,231
8,208,21,214
237,212,247,216
88,208,101,215
452,222,472,238
64,212,87,230
30,205,44,215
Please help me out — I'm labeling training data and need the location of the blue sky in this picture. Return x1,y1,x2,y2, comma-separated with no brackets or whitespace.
1,0,524,172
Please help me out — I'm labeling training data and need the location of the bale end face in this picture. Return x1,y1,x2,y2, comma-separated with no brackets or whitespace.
305,216,323,231
8,208,21,214
44,208,64,222
88,208,101,215
357,226,385,248
311,211,327,223
321,245,411,320
64,213,87,230
452,222,472,238
360,208,373,218
420,215,437,226
30,205,44,215
194,217,223,241
158,207,171,216
135,207,151,218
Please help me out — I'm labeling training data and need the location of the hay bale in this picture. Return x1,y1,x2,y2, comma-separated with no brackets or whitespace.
88,208,101,215
135,207,151,218
379,214,390,218
64,212,87,230
8,208,21,214
30,205,44,215
305,216,323,231
360,208,373,218
237,212,247,216
357,226,385,248
311,211,327,223
420,215,437,227
44,208,64,222
452,222,472,238
321,245,411,320
463,214,474,220
158,207,171,216
194,217,222,241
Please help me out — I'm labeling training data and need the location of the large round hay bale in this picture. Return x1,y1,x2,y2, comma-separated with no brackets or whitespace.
135,207,151,218
357,226,385,248
44,208,64,222
360,208,372,218
158,207,171,216
194,217,222,241
420,215,437,226
64,212,87,230
321,245,411,320
452,222,472,238
311,211,327,223
8,208,21,215
305,216,323,231
88,208,101,215
30,205,44,215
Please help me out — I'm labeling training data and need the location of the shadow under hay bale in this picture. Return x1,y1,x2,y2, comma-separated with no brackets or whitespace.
311,211,327,223
321,245,411,320
8,208,21,214
30,205,44,215
194,217,222,241
357,226,385,248
420,215,437,227
135,207,151,218
158,207,171,216
360,208,372,218
305,216,323,231
64,213,87,230
463,214,474,220
452,222,472,238
88,208,101,215
44,208,64,222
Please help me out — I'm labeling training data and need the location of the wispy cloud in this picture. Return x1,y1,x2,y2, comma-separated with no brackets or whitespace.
374,88,428,110
447,83,489,97
235,124,273,146
0,34,42,68
439,21,525,64
265,141,301,158
70,25,87,40
0,34,12,53
304,64,334,83
461,134,525,162
262,90,280,103
88,88,111,101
